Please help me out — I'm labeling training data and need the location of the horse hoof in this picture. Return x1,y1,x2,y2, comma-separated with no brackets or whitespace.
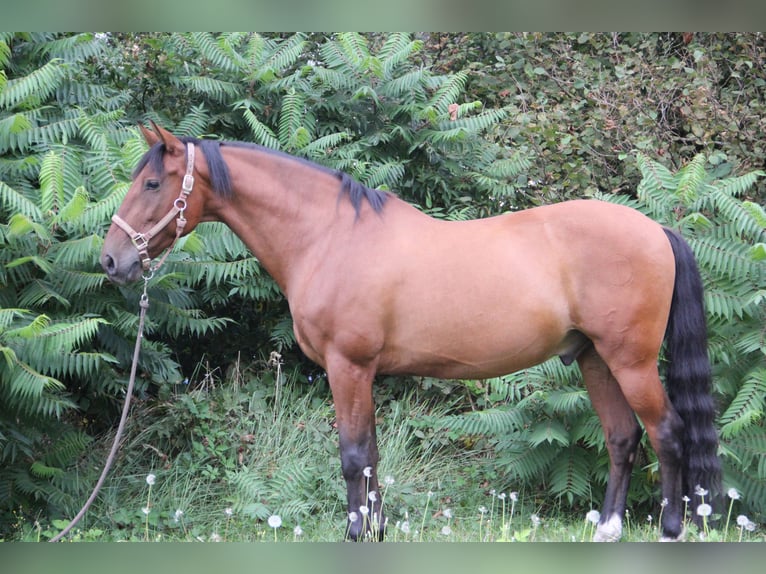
592,514,623,542
659,527,686,542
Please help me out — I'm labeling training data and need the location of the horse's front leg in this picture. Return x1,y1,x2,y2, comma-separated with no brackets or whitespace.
326,354,385,541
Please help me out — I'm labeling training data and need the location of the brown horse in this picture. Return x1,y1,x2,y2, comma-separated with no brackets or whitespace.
101,123,721,541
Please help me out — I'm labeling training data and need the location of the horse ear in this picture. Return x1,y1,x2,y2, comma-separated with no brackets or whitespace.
149,121,185,157
139,123,159,146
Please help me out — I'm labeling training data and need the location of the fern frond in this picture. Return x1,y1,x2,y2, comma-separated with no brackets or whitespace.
549,446,593,504
0,180,43,220
379,34,423,79
719,368,766,439
676,154,707,205
188,32,239,72
636,152,677,192
175,105,210,138
175,76,241,102
261,33,306,74
0,58,67,110
240,107,280,149
417,71,468,123
278,89,307,151
431,405,529,438
39,150,64,215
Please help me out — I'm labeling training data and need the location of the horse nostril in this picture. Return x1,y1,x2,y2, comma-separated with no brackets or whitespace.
103,254,116,274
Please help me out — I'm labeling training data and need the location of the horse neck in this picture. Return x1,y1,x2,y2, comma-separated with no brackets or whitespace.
210,146,341,294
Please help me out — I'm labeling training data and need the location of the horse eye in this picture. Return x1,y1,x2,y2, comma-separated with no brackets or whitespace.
144,179,161,192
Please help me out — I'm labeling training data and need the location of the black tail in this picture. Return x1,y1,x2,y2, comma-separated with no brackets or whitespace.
662,228,722,515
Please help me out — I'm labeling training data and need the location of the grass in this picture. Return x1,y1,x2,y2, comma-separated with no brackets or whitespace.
9,360,765,543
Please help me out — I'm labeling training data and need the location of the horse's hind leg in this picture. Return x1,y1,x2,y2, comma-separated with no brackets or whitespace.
578,345,642,542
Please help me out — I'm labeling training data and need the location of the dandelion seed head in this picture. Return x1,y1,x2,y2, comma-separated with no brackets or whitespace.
661,498,668,508
267,514,282,529
694,485,708,497
510,492,518,502
145,473,156,486
682,496,690,503
210,532,222,542
647,515,653,524
498,492,507,500
384,475,395,486
174,509,184,522
696,503,712,517
745,520,756,532
443,508,453,519
441,525,452,536
400,521,411,534
349,512,359,523
489,489,496,497
359,505,370,516
142,506,151,515
293,525,303,537
478,506,487,515
737,515,750,527
530,514,541,526
585,510,600,524
224,507,234,517
727,487,740,500
368,491,378,503
363,466,373,478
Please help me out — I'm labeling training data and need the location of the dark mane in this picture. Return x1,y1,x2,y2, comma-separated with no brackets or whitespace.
133,137,390,215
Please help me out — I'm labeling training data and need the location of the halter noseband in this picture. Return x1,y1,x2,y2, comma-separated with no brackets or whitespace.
111,142,196,272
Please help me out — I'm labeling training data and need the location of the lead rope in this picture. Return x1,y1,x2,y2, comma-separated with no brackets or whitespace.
49,143,195,542
49,279,151,542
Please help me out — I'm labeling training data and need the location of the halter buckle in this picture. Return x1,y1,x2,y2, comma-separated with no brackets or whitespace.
182,174,194,192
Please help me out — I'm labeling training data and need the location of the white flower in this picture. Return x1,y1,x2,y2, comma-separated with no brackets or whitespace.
694,485,708,497
736,514,750,527
363,466,373,478
348,512,359,523
224,507,233,517
293,525,303,537
145,473,156,486
443,508,453,519
142,506,151,515
509,492,518,502
368,491,378,503
267,514,282,529
696,503,712,517
384,475,395,486
727,487,740,500
585,510,600,524
441,525,452,536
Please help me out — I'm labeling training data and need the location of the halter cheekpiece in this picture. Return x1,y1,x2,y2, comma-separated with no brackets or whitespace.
111,142,195,272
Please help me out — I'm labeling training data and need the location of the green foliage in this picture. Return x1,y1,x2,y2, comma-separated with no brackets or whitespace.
433,33,766,206
2,32,765,534
621,154,766,519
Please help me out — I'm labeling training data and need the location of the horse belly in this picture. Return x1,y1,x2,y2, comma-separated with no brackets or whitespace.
378,265,570,379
